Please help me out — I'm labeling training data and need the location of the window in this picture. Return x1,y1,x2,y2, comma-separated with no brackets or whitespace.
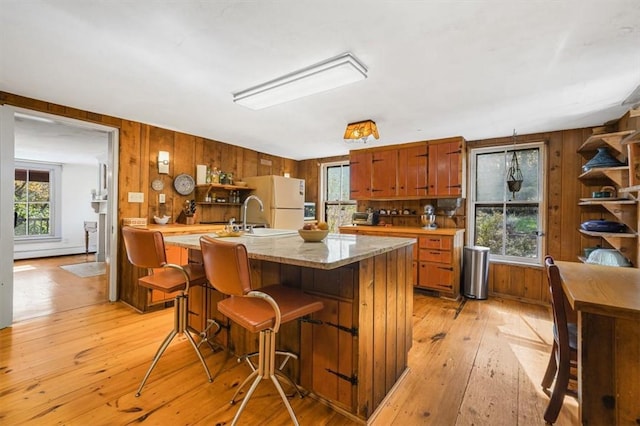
468,142,545,265
14,161,62,240
321,161,356,232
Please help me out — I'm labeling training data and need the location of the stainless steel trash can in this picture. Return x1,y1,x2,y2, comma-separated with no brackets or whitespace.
463,246,490,299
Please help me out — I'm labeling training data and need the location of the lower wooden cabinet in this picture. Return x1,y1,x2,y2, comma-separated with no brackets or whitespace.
417,235,455,293
340,226,464,299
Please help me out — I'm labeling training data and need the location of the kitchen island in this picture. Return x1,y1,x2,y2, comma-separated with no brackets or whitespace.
164,232,415,423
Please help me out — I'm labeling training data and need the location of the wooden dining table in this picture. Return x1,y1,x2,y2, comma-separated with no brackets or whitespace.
555,261,640,425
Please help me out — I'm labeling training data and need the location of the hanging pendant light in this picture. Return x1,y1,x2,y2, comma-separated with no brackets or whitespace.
344,120,379,143
506,130,523,199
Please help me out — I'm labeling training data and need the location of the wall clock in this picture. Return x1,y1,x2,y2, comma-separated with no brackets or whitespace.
173,173,195,195
151,178,164,191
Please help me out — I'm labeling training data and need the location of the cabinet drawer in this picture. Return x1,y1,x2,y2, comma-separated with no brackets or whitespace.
419,236,452,250
419,249,452,264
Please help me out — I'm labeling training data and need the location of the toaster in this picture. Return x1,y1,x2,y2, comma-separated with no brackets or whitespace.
352,212,379,226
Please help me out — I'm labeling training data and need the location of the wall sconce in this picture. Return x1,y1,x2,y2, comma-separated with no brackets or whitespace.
158,151,169,174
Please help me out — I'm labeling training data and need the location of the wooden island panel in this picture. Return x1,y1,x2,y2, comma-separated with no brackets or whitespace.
216,245,414,422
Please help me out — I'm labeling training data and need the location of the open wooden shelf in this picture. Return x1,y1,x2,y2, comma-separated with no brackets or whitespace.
579,229,637,238
577,130,634,154
578,166,629,187
195,183,254,191
621,129,640,145
578,198,636,205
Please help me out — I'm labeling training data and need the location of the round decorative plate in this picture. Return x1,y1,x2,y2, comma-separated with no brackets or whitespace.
151,178,164,191
173,173,195,195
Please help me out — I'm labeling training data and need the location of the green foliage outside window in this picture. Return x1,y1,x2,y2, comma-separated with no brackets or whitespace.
325,163,356,233
474,147,541,260
14,169,52,237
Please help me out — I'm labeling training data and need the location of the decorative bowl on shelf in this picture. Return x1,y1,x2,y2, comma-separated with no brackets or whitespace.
153,215,171,225
298,229,329,242
234,181,247,187
586,249,632,267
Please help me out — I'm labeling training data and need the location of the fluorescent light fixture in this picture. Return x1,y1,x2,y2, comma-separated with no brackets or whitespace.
233,52,367,110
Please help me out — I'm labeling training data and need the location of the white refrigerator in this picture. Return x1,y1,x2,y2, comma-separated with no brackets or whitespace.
242,175,305,230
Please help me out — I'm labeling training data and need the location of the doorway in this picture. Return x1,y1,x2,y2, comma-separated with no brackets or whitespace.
0,106,119,327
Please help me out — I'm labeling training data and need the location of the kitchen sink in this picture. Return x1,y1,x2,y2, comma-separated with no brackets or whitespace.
244,228,298,237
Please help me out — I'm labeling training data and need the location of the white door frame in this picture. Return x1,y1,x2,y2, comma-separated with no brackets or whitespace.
0,106,119,328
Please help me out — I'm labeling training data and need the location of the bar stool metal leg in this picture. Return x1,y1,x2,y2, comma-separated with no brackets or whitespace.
237,350,303,398
230,329,299,426
135,293,213,397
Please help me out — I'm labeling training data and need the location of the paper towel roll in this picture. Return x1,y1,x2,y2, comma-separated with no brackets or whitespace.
196,165,208,185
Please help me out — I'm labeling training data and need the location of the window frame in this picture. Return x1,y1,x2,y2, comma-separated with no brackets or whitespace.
14,160,62,242
467,141,547,266
319,160,356,226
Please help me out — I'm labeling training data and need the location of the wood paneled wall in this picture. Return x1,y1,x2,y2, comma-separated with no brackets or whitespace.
1,92,298,309
469,128,614,305
3,91,636,306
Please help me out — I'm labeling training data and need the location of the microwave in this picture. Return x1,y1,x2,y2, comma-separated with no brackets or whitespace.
304,202,316,220
352,212,379,226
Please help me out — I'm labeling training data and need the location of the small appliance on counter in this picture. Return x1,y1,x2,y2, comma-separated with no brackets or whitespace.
421,204,437,229
352,211,379,226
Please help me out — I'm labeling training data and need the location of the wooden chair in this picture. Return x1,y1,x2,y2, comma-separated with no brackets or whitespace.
541,256,578,424
121,226,215,396
199,235,323,426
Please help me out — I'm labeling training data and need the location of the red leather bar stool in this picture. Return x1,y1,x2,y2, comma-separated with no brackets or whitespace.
122,226,216,396
199,235,323,426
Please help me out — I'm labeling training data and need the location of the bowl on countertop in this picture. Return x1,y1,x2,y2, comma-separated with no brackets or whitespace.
298,229,329,242
153,215,171,224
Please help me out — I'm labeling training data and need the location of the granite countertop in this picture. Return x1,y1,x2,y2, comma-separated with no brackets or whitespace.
339,225,464,236
164,232,416,270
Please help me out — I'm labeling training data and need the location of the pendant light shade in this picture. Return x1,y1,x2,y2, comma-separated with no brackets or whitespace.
344,120,379,143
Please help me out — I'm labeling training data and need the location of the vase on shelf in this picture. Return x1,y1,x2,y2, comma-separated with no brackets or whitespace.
582,147,625,172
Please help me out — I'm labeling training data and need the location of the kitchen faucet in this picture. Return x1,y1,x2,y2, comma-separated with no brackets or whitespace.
242,195,264,233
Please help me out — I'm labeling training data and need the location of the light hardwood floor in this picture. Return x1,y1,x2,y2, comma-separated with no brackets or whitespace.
2,257,578,425
12,254,108,323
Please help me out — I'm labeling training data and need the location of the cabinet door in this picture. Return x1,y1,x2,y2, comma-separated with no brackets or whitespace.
371,149,398,197
398,144,429,197
301,295,355,410
418,263,454,292
429,140,464,196
349,150,372,199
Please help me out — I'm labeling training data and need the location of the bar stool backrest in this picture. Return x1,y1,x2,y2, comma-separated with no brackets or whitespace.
199,235,252,296
122,226,168,269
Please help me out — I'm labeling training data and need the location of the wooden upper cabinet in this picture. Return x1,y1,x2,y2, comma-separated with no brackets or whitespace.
428,138,465,197
349,137,466,200
371,149,398,198
349,150,372,199
398,143,429,197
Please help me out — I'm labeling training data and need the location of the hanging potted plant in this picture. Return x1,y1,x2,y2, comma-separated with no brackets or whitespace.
507,150,523,195
506,131,523,198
